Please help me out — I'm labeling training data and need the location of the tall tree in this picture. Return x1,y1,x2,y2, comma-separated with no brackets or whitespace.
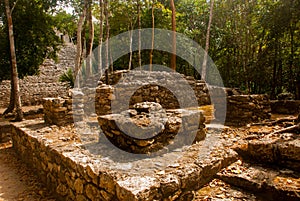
104,0,110,84
98,0,104,75
170,0,176,71
201,0,214,81
86,0,94,78
74,0,87,86
3,0,23,120
149,0,155,71
137,0,142,69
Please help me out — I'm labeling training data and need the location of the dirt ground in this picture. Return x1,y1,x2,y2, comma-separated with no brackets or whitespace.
0,106,56,201
0,142,56,201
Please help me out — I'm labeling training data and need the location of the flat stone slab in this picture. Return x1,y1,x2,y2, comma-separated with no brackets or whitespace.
11,119,238,200
216,160,300,201
235,133,300,171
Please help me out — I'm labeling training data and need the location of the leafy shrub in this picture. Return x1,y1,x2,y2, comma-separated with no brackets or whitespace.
59,68,74,88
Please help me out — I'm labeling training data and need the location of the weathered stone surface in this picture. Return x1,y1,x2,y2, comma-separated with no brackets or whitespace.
116,176,160,201
75,194,89,201
235,133,300,171
225,95,271,125
160,174,180,197
98,104,206,154
99,172,116,194
95,70,211,116
85,183,101,200
10,119,239,201
74,178,84,194
217,160,300,201
195,179,260,200
0,122,11,143
56,183,68,196
43,96,83,126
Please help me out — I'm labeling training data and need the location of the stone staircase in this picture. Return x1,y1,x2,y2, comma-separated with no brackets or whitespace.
0,43,76,108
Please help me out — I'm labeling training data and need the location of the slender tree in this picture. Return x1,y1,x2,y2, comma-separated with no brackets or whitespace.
201,0,214,81
98,0,104,75
170,0,176,71
74,1,87,86
3,0,23,121
128,21,133,70
104,0,110,84
149,0,155,71
86,0,94,78
137,0,142,69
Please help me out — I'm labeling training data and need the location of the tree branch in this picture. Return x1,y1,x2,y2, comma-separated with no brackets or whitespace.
11,0,19,13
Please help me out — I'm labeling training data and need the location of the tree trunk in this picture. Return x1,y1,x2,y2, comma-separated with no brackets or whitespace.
3,74,14,115
74,2,87,87
271,39,278,99
98,0,104,76
149,0,155,71
170,0,176,71
128,22,133,70
201,0,214,81
86,0,94,78
104,0,110,84
4,0,23,121
137,0,142,69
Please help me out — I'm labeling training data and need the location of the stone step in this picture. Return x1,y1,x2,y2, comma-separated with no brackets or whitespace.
235,133,300,172
216,160,300,201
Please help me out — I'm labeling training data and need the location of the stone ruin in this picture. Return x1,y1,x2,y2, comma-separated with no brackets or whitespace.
0,44,75,108
98,102,206,154
1,69,299,200
88,70,271,126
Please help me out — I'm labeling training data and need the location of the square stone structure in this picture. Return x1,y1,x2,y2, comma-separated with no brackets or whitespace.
10,119,238,201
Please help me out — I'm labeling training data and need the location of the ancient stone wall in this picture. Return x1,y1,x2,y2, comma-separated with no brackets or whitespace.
94,70,211,116
10,119,237,201
0,122,11,143
41,69,272,126
225,95,271,125
0,44,75,108
98,102,206,154
42,92,84,126
270,100,300,114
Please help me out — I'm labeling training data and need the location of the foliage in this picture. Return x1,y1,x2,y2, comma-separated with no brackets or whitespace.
59,68,74,88
1,0,300,99
0,0,62,81
53,10,77,40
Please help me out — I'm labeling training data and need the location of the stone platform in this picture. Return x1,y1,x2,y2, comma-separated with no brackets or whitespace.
98,102,206,154
9,119,237,200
